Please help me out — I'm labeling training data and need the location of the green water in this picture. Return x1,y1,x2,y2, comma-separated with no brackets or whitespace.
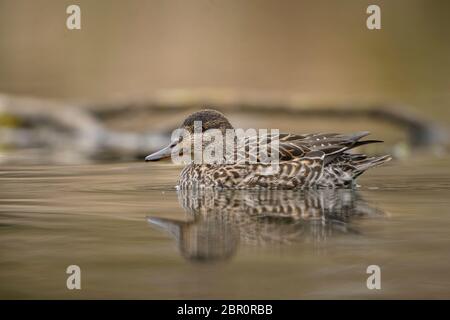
1,157,449,299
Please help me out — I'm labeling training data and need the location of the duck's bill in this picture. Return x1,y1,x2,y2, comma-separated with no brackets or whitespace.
147,216,182,236
145,144,172,161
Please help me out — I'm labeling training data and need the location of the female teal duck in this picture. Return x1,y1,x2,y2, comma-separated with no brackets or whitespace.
147,189,385,261
145,109,391,189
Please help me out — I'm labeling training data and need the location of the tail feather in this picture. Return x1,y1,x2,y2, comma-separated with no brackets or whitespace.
322,132,381,159
352,139,383,148
340,131,370,141
352,155,392,178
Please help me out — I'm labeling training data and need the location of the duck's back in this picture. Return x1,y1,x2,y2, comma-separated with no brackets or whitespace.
177,131,391,189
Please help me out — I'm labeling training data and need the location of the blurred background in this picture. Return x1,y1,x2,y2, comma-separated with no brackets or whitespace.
3,1,450,300
0,0,449,163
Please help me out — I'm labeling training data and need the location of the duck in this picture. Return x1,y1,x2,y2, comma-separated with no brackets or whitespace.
147,188,385,262
145,109,391,189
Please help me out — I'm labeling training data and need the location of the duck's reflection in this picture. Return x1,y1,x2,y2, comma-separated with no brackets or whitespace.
148,189,385,263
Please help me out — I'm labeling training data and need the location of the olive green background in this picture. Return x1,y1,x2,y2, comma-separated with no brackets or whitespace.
0,0,448,122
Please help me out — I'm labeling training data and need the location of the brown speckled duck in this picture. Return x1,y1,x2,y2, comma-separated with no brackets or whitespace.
147,188,386,262
145,109,391,189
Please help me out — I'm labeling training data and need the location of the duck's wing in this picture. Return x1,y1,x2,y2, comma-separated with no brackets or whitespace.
238,132,310,162
246,131,382,163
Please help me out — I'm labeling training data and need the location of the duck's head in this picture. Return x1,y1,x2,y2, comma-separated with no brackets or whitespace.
145,109,233,162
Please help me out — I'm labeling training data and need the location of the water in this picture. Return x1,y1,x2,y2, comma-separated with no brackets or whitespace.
1,157,450,299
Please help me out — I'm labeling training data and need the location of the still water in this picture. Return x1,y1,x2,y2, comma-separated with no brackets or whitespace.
1,157,449,299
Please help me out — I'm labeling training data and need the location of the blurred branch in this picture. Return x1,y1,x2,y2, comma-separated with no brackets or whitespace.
0,93,448,164
89,95,447,148
0,94,169,163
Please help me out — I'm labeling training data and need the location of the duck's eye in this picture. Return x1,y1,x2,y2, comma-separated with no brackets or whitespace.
170,136,182,147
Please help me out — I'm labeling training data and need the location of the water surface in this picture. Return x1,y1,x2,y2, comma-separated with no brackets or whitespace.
1,158,449,299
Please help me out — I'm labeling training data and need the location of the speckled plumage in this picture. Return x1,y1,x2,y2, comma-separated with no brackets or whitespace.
146,109,391,189
147,189,386,261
